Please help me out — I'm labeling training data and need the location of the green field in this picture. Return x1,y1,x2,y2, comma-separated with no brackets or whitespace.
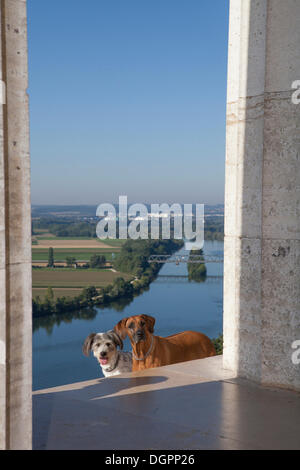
32,248,119,262
33,230,52,236
32,237,131,301
34,237,127,245
32,268,133,289
33,287,83,300
36,236,102,240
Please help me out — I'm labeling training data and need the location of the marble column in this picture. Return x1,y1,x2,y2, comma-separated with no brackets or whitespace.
0,0,31,450
223,0,300,391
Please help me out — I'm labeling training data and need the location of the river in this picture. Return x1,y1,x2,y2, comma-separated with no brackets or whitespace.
33,240,224,390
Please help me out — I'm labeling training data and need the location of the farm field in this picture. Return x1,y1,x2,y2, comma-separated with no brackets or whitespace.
33,238,113,249
33,232,53,238
31,236,132,301
32,248,119,262
97,239,127,247
32,268,133,289
32,287,83,300
36,236,99,240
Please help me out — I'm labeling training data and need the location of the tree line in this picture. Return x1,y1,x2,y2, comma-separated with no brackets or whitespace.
187,249,207,282
32,217,224,241
45,248,107,269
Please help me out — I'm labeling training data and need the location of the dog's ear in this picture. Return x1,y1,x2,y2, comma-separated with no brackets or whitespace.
142,315,155,334
107,330,124,350
82,333,97,356
114,317,128,340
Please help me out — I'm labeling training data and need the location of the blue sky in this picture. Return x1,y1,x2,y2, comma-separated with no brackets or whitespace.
28,0,229,205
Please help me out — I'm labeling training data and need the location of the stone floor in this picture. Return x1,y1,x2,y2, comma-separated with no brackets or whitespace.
33,356,300,450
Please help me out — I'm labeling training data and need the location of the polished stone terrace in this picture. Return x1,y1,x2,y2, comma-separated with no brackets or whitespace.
33,356,300,450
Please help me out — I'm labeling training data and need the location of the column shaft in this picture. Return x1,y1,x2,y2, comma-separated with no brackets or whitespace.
0,0,31,450
224,0,300,391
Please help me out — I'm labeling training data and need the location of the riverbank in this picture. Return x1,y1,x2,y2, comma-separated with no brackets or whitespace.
32,238,184,317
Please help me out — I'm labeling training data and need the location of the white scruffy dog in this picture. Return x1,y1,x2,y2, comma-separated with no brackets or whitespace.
82,330,132,377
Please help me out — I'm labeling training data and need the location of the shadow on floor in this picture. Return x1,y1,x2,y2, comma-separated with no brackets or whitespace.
33,373,300,450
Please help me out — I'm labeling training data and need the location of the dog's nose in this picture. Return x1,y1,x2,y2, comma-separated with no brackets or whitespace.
100,351,107,357
134,329,145,343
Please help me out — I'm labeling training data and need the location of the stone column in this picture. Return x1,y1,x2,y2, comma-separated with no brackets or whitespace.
224,0,300,391
0,0,31,450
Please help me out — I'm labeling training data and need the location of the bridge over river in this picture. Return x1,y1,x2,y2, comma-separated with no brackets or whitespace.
148,254,224,264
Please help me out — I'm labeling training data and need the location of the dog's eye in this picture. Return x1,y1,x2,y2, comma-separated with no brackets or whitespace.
106,343,111,347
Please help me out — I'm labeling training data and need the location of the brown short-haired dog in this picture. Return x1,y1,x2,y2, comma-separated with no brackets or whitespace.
114,314,216,372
